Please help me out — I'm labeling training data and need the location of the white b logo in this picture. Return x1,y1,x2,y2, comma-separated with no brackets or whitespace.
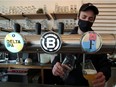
40,32,62,53
46,38,55,48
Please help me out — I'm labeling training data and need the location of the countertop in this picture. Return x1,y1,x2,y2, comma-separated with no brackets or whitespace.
0,82,87,87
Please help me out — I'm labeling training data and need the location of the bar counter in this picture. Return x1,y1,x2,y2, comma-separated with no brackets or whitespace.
0,62,52,84
0,62,115,86
0,82,87,87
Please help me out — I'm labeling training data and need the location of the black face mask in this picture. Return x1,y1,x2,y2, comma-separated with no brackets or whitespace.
78,19,93,32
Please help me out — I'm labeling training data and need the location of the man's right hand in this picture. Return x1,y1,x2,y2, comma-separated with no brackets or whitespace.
52,62,65,77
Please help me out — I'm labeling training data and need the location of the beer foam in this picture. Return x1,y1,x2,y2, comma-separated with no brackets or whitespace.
84,69,97,74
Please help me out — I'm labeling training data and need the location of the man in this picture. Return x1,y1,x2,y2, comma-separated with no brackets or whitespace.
52,3,111,87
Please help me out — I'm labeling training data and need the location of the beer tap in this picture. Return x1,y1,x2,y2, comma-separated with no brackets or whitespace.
58,22,64,62
13,23,23,64
35,22,41,63
81,31,103,70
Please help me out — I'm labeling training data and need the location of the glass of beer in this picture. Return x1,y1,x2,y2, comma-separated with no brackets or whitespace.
82,59,97,87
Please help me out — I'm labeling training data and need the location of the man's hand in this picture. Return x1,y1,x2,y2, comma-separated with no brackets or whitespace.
92,72,106,87
52,62,65,77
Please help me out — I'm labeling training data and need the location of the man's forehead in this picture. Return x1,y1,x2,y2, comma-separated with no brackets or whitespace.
80,11,95,17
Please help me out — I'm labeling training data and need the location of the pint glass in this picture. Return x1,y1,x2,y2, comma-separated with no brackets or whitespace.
61,55,76,80
82,59,97,87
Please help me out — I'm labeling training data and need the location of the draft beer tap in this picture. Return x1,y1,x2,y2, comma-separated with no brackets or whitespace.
58,22,64,62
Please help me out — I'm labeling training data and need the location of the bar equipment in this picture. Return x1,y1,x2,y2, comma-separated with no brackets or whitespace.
35,22,41,35
13,23,21,33
58,23,64,62
35,22,42,63
58,22,64,34
24,57,32,65
0,32,115,54
4,32,24,64
81,31,106,86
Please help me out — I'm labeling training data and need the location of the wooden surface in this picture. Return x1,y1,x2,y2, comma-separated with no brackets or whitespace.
0,13,51,20
51,13,77,20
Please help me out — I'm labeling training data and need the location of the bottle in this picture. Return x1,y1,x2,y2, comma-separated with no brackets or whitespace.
70,5,74,13
74,5,77,13
43,4,47,14
55,3,58,13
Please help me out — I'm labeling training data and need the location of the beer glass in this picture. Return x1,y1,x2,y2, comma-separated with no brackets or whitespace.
82,59,97,87
61,55,76,80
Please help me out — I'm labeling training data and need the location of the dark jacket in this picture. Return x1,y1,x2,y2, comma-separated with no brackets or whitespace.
52,27,111,86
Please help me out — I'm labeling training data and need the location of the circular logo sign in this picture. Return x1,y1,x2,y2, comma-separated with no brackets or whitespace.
40,31,62,53
4,32,24,53
81,31,102,53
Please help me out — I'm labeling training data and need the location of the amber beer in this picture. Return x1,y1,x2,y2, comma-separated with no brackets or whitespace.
83,69,97,87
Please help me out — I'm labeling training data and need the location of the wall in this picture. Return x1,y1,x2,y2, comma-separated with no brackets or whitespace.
0,0,114,14
0,0,82,35
0,0,82,13
0,0,116,34
83,0,116,2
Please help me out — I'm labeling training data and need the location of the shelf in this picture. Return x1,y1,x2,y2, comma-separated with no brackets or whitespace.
0,13,77,20
0,13,10,21
0,13,51,20
22,13,51,20
51,13,77,20
0,28,50,33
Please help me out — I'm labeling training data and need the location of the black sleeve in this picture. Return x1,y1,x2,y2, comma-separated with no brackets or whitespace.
98,54,111,81
51,54,64,85
51,54,66,67
91,54,111,82
51,54,60,67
